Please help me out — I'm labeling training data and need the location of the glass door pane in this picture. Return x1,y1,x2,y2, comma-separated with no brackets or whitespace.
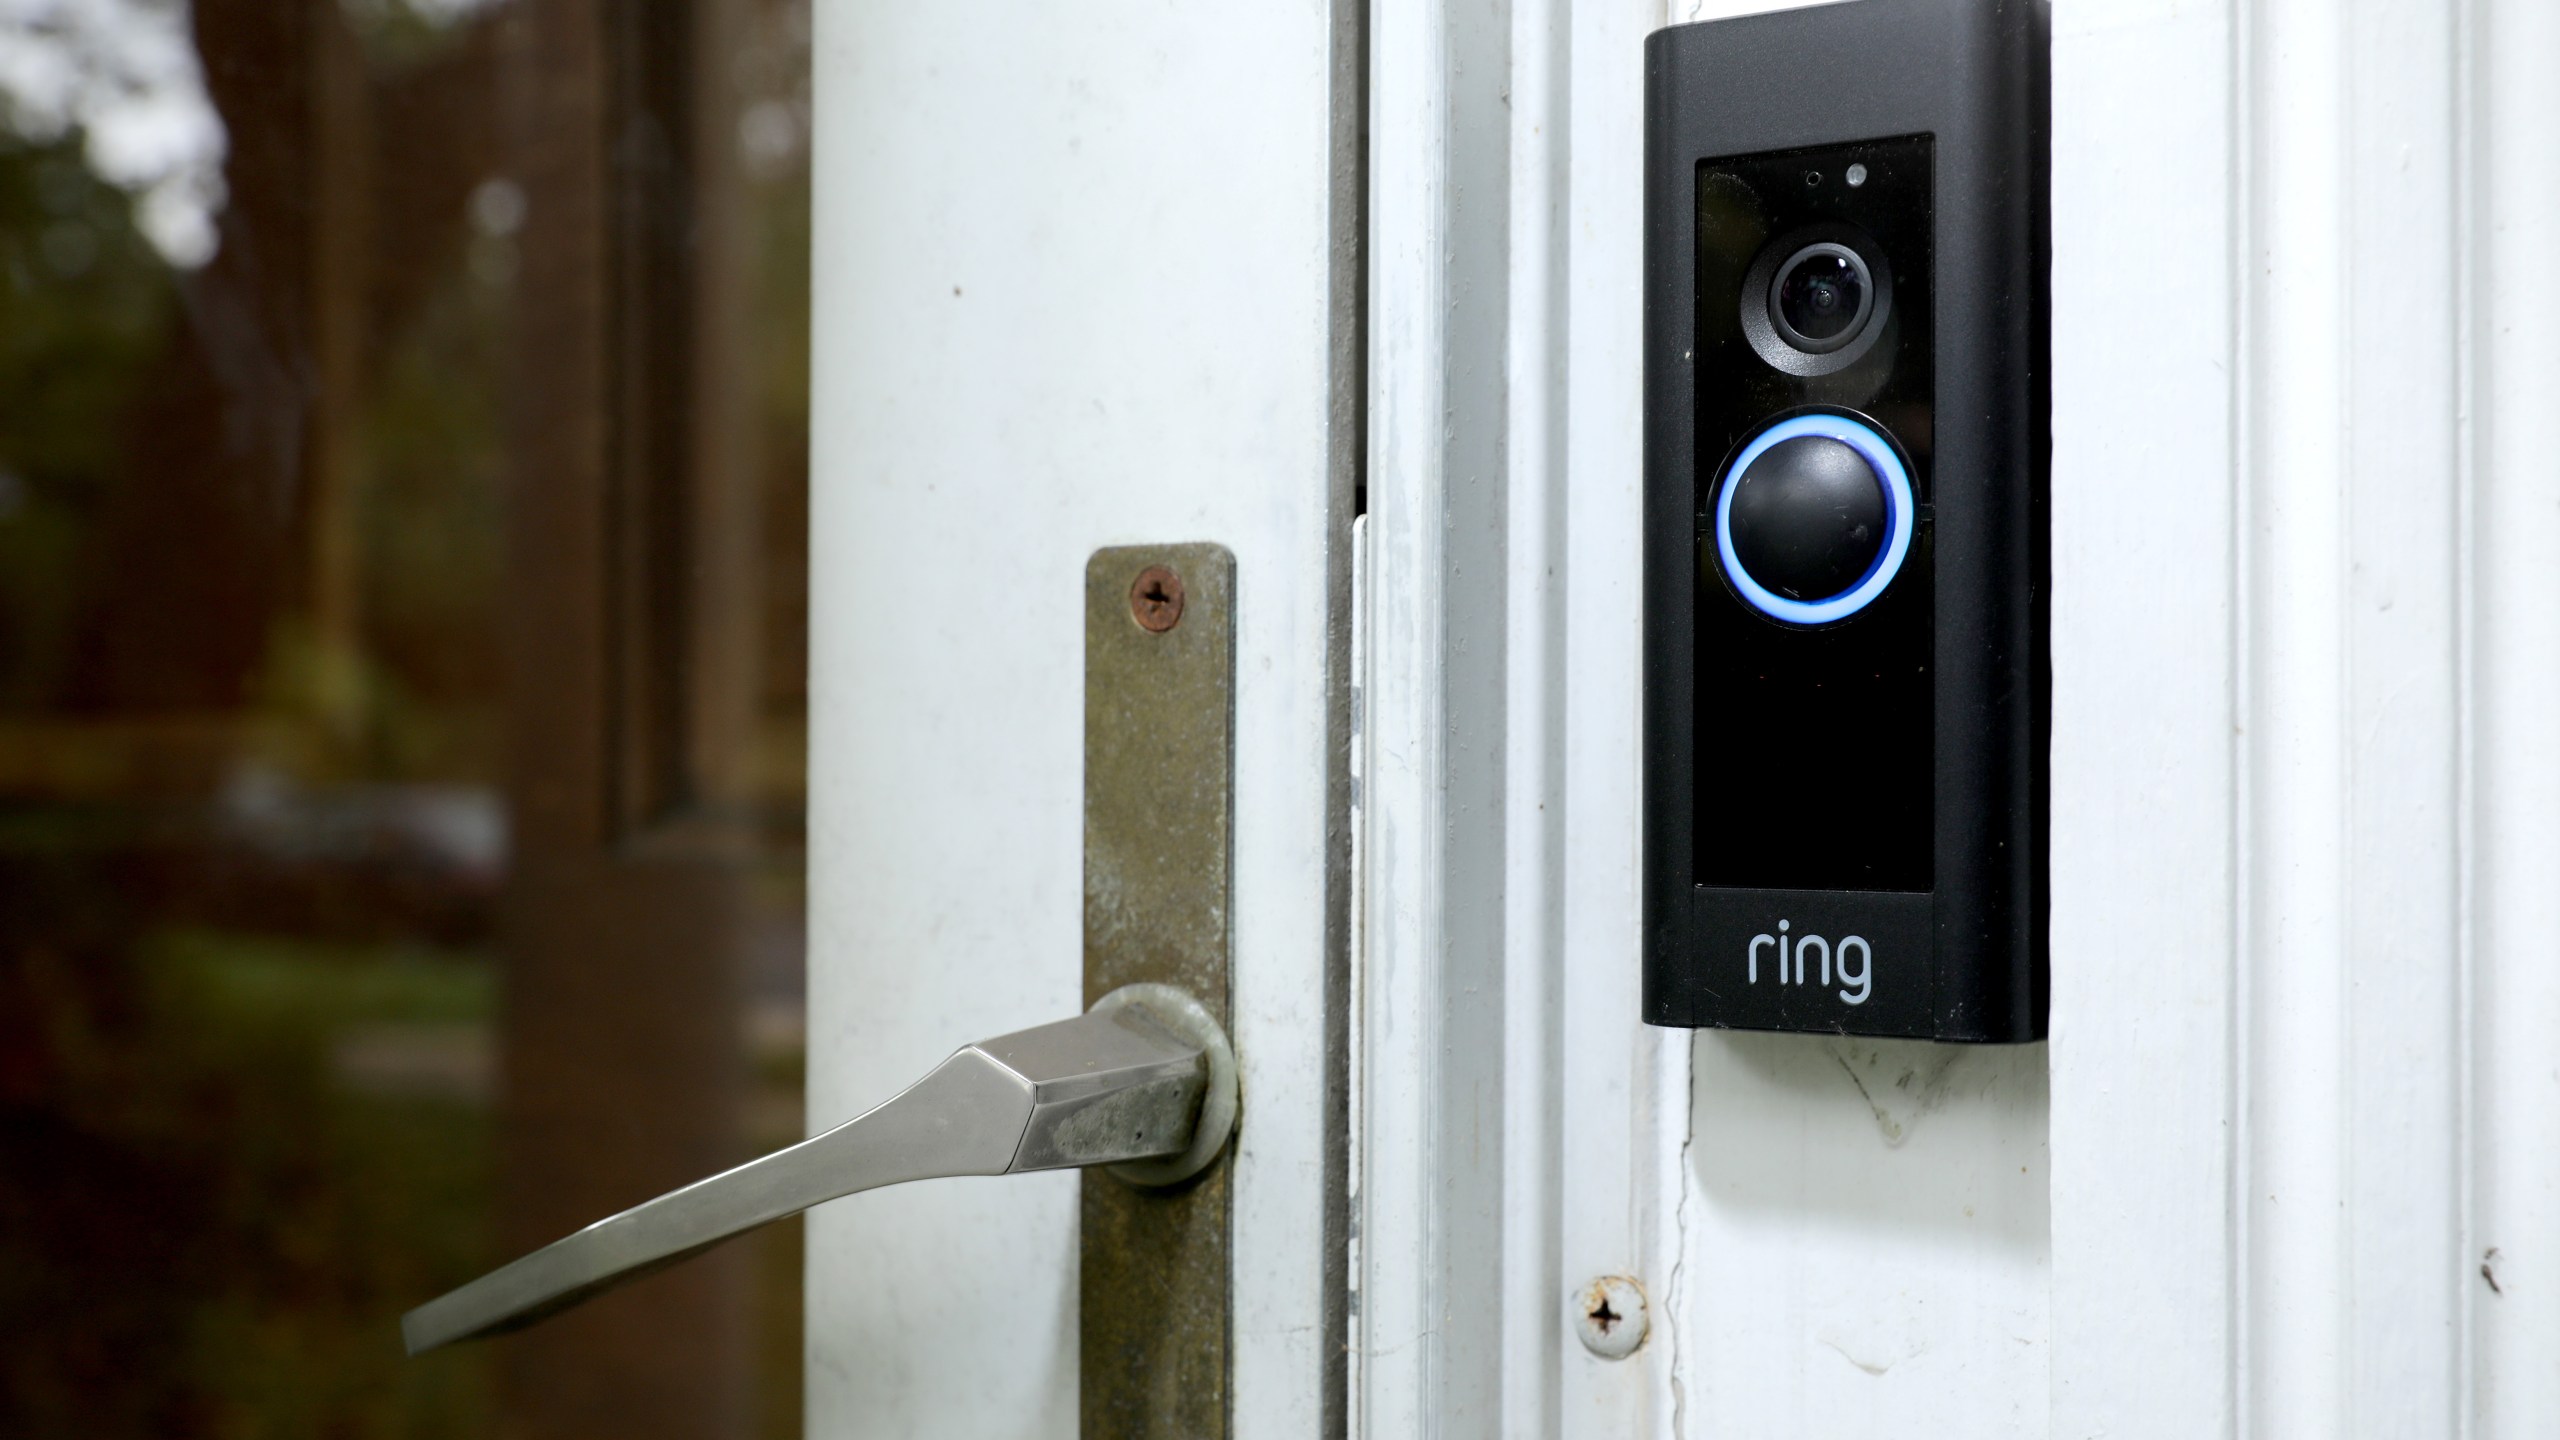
0,3,812,1434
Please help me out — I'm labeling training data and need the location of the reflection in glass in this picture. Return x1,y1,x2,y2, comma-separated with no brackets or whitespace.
0,1,811,1434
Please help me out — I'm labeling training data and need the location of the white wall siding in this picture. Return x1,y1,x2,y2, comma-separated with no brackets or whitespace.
2053,0,2560,1436
2470,0,2560,1430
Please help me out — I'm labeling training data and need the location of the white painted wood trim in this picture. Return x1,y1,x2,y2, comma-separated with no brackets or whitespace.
2470,3,2560,1433
1357,0,1690,1431
1352,0,1456,1424
2052,0,2560,1435
2047,0,2242,1430
1556,0,1691,1435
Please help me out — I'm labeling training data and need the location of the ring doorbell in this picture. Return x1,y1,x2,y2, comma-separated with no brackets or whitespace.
1641,0,2050,1042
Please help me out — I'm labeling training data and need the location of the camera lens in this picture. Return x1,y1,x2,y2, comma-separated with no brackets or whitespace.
1769,243,1874,354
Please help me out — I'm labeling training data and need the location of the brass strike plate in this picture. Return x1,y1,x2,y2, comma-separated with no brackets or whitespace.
1082,543,1235,1439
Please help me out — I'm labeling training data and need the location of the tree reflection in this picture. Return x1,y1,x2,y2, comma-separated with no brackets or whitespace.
0,1,812,1435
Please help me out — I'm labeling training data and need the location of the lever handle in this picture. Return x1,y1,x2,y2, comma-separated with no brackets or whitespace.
401,983,1236,1355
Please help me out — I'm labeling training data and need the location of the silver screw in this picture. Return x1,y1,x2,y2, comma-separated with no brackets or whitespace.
1573,1275,1649,1360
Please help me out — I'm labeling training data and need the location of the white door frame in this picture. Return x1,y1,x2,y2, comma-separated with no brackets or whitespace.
1356,0,1686,1433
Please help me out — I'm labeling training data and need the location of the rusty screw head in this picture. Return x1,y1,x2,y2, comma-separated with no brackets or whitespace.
1573,1275,1649,1360
1129,565,1185,633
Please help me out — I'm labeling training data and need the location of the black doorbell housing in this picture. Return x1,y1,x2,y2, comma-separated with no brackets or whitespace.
1642,0,2049,1042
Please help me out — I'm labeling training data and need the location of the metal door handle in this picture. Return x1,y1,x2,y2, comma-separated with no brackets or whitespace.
401,982,1236,1355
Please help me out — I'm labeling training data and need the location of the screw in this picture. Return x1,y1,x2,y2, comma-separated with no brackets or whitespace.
1573,1275,1649,1360
1129,565,1185,633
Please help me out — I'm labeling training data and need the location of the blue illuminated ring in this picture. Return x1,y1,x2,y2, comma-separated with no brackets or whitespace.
1713,412,1913,626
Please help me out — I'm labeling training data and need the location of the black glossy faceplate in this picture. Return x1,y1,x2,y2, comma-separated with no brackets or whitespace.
1693,135,1935,896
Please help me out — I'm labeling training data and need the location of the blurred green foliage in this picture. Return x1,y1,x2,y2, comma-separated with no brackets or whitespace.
0,928,496,1437
0,139,184,712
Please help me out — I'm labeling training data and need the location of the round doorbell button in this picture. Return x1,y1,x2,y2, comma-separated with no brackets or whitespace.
1727,436,1887,596
1714,412,1913,626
